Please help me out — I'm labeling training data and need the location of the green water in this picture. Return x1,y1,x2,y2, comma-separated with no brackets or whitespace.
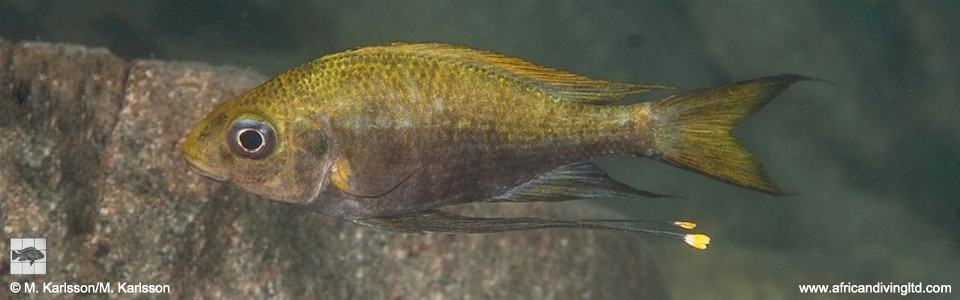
2,1,957,298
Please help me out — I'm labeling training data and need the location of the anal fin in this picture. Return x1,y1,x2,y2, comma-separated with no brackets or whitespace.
489,161,670,203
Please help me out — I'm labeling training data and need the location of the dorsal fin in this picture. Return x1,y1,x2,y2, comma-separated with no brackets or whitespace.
347,42,672,104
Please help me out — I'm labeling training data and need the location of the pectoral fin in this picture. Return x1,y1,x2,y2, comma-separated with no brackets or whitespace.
330,156,421,198
489,161,671,203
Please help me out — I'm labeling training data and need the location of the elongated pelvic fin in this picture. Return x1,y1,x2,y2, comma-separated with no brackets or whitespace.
648,74,808,195
488,161,671,203
347,43,672,103
354,210,710,250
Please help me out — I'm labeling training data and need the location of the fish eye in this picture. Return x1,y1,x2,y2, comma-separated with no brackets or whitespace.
227,118,276,159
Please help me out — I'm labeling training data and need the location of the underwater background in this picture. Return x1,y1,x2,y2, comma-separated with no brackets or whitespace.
1,0,957,299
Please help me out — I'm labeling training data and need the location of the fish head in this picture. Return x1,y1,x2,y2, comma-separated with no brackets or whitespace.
180,82,333,204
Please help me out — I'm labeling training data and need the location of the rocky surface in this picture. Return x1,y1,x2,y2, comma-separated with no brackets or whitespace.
0,38,666,299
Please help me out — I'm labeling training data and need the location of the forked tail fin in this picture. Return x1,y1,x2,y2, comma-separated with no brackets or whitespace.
647,74,807,195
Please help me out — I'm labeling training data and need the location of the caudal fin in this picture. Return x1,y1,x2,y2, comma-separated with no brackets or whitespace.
647,74,807,195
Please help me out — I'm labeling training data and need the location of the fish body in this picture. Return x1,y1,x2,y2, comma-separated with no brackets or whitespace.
12,247,44,265
182,43,804,249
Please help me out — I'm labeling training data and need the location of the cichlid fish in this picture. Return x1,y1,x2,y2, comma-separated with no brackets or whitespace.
12,247,45,265
181,42,807,250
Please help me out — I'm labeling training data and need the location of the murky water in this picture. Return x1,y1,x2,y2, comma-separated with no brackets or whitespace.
2,1,957,298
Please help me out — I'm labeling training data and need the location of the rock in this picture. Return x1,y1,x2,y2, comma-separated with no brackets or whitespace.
0,37,664,299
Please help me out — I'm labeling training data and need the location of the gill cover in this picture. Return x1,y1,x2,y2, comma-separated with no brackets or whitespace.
181,84,332,204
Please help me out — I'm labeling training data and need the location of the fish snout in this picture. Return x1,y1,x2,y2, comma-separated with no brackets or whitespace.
183,155,228,182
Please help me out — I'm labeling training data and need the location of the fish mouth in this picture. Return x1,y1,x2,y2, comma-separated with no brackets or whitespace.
184,156,228,182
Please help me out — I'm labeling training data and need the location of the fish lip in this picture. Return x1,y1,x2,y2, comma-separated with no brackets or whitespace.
184,156,228,182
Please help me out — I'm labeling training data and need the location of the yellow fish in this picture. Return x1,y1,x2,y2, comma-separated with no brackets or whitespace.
181,43,806,250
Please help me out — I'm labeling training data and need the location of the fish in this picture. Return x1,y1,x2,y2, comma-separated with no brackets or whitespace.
181,42,808,250
12,247,45,265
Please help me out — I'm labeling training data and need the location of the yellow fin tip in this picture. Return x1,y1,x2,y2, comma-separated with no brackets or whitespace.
683,234,711,250
673,221,697,230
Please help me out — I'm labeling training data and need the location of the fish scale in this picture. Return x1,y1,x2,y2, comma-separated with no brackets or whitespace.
181,42,806,249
